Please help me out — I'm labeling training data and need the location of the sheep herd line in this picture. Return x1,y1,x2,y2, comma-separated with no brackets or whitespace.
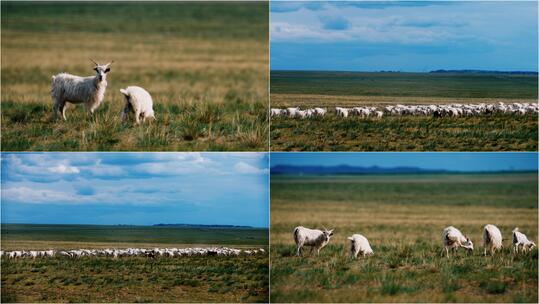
271,102,539,119
1,247,266,259
293,225,536,259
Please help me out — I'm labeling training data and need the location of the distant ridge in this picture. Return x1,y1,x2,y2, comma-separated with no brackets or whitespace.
430,69,538,75
271,165,536,175
153,223,254,228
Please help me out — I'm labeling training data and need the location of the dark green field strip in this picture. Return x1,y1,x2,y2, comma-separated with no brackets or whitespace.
270,173,538,209
270,114,538,151
1,255,269,302
270,71,538,99
1,224,269,246
1,1,268,40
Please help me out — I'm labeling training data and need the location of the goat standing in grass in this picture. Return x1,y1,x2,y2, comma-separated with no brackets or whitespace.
348,234,373,258
51,60,112,120
442,226,474,257
513,228,536,253
120,86,155,124
482,224,503,256
293,226,334,256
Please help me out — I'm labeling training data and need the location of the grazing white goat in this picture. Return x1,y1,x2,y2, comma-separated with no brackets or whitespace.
286,107,300,118
271,108,286,117
442,226,474,257
293,226,334,256
482,224,503,256
512,228,536,253
51,59,112,120
348,234,373,258
335,107,349,118
120,86,155,124
314,107,327,116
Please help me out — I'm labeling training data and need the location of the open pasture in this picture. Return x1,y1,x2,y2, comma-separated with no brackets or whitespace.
1,224,269,302
270,173,538,302
1,224,269,248
1,2,268,151
2,254,268,303
270,71,538,151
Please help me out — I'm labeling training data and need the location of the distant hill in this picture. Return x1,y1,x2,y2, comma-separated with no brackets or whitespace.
271,165,447,175
153,223,254,229
430,69,538,75
271,165,536,175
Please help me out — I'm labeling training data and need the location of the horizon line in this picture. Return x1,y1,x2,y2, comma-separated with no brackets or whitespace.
0,222,269,229
270,69,539,74
270,164,538,172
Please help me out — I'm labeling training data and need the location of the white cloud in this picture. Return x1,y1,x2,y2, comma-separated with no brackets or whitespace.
234,162,268,174
2,187,77,204
48,164,80,174
270,1,516,46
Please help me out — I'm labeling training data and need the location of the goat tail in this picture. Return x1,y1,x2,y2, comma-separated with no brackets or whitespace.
483,227,491,245
293,227,300,244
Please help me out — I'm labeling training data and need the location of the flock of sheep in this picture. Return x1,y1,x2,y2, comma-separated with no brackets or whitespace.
293,225,536,259
51,60,155,123
1,247,265,259
271,102,539,119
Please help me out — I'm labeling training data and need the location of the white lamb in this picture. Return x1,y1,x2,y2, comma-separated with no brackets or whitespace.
314,107,327,116
335,107,349,118
442,226,474,257
482,224,503,256
512,228,536,253
348,234,373,258
120,86,155,124
293,226,334,256
51,60,112,120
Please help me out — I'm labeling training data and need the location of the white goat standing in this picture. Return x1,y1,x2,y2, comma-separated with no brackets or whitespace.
348,234,373,258
512,228,536,253
293,226,334,256
51,60,112,120
120,86,155,124
482,224,503,256
442,226,474,257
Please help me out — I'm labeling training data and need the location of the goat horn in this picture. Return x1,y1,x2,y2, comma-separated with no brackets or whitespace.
89,58,98,65
107,60,114,66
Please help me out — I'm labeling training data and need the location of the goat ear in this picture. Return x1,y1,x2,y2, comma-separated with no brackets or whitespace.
119,89,128,96
347,237,353,241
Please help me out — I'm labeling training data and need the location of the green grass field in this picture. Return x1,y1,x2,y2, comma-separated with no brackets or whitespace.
2,255,268,303
271,113,538,151
270,71,538,151
1,1,268,151
270,173,538,302
1,224,269,302
271,71,538,99
1,224,269,248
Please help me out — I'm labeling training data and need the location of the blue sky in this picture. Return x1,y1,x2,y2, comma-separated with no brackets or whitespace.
270,153,538,172
1,153,269,227
271,1,538,72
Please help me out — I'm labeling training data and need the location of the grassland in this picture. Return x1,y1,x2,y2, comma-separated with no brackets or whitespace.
1,2,268,151
270,173,538,302
271,71,538,99
1,224,269,249
270,71,538,151
1,224,269,302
